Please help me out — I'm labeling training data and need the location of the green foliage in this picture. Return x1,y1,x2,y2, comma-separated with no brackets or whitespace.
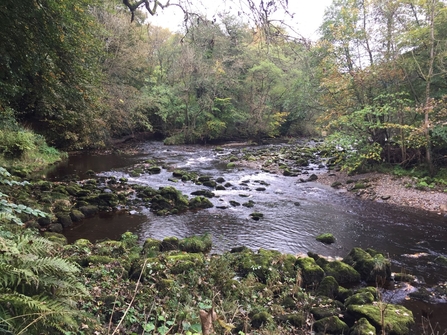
0,231,87,334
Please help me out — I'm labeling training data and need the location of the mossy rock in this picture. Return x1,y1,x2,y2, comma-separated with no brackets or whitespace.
316,233,336,244
98,192,119,207
229,200,241,207
393,273,416,282
142,238,161,255
344,291,375,307
277,313,304,327
166,252,204,274
242,200,255,208
95,240,124,257
250,311,273,329
317,259,361,285
227,162,236,168
179,234,212,253
188,196,214,210
314,316,349,334
337,286,353,303
350,317,377,335
73,238,94,250
343,248,391,282
190,189,215,198
160,237,179,251
316,276,339,299
70,209,85,222
148,166,161,174
347,304,414,335
434,255,447,266
311,306,343,320
43,232,68,245
296,257,325,287
56,212,73,228
78,205,99,217
250,212,264,220
215,185,226,190
202,180,217,188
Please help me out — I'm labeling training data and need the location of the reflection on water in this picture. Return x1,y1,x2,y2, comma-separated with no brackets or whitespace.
50,141,447,333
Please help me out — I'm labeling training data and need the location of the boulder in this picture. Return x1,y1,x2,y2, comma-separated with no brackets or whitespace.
179,234,212,253
350,317,377,335
316,233,335,244
313,316,349,334
316,276,339,299
296,257,325,287
343,248,391,282
347,304,414,335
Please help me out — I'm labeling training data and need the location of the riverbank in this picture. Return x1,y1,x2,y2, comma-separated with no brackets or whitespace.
315,170,447,214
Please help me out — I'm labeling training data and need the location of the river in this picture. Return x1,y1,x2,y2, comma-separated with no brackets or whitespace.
46,141,447,333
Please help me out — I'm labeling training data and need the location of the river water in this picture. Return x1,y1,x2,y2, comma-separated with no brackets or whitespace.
47,141,447,332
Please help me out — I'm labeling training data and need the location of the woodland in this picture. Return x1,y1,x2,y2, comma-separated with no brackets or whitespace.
1,0,447,174
1,0,447,334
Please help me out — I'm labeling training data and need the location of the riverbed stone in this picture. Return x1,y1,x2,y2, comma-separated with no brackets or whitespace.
56,212,73,228
316,233,335,244
347,303,414,335
189,196,214,209
191,189,215,198
70,209,85,222
78,205,99,217
313,316,349,334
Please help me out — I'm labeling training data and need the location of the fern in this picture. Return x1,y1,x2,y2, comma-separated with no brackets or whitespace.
0,234,88,334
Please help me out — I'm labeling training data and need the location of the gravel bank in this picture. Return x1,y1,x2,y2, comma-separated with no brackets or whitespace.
315,170,447,214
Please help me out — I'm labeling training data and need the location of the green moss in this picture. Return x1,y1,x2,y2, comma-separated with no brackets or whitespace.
344,292,375,307
73,238,93,250
160,237,179,251
317,259,361,285
142,238,161,255
43,232,68,245
343,248,391,282
296,257,325,287
316,233,335,244
251,311,273,329
227,162,236,168
350,317,377,335
316,276,339,299
188,196,214,209
313,316,349,334
347,304,414,335
166,252,205,274
179,234,212,253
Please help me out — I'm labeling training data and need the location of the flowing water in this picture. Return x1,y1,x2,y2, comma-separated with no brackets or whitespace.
47,141,447,332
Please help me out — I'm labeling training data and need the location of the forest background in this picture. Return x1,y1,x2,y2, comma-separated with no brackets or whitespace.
1,0,447,175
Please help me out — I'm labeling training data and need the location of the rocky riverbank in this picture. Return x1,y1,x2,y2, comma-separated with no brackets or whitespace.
315,170,447,214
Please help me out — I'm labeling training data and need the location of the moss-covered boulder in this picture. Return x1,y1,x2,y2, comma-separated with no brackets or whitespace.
316,233,336,244
165,252,205,274
179,234,212,253
95,240,124,257
56,212,73,228
190,189,215,198
188,196,214,210
70,209,85,222
313,316,349,334
343,248,391,282
316,276,339,299
317,258,361,285
347,304,414,335
160,237,179,251
43,232,68,245
296,257,325,287
311,305,343,321
251,311,273,329
350,317,377,335
142,238,161,255
78,205,99,217
86,255,115,265
344,291,375,307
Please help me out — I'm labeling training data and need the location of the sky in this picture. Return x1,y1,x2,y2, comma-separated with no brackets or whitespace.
148,0,333,40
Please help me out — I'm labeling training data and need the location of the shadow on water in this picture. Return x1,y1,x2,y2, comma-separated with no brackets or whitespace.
49,141,447,333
